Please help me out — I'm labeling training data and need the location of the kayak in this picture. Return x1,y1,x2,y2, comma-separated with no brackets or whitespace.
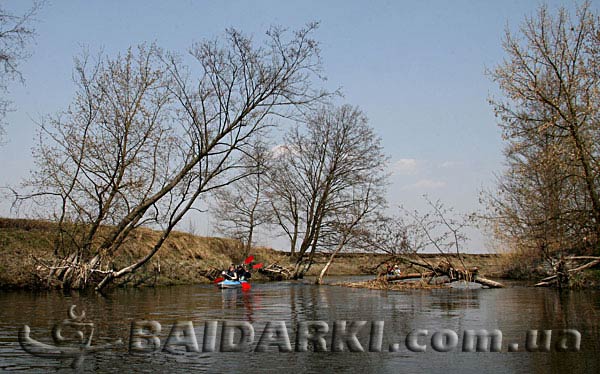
216,279,249,289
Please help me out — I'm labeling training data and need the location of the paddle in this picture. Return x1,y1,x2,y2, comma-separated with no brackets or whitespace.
252,263,263,270
244,255,254,264
241,282,251,291
213,277,224,284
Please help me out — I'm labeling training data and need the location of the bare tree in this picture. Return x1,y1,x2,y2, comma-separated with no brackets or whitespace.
483,136,578,262
0,1,43,140
266,146,302,255
406,197,473,269
315,181,384,284
17,24,328,290
363,198,472,265
268,104,388,279
486,2,600,270
211,140,272,257
356,212,427,274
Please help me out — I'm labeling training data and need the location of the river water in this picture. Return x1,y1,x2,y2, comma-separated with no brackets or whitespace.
0,277,599,373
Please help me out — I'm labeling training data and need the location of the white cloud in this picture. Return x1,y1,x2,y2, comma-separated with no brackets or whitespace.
403,179,447,190
392,158,418,175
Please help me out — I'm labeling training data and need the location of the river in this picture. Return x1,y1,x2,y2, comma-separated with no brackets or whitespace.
1,277,599,373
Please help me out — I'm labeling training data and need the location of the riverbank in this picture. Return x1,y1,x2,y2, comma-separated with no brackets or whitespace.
0,217,506,289
0,217,288,289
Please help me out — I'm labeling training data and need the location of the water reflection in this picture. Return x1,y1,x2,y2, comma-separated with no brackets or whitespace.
0,280,599,373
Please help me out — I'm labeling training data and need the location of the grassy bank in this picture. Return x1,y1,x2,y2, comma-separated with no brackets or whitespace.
0,217,502,289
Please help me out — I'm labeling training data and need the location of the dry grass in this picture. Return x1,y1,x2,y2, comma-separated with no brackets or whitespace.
0,218,284,288
0,217,504,289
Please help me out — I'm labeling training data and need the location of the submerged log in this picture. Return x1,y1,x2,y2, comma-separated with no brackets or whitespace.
474,276,504,288
534,279,557,287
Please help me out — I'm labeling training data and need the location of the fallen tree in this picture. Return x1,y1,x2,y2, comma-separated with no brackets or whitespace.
258,263,293,281
379,257,504,288
356,197,505,289
534,256,600,288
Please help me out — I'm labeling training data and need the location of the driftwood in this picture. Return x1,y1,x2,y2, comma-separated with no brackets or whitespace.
258,263,293,281
534,257,600,287
384,272,434,281
199,267,222,281
380,258,504,288
475,277,505,288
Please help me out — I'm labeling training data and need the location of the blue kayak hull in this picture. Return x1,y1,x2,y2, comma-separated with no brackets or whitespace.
217,280,248,289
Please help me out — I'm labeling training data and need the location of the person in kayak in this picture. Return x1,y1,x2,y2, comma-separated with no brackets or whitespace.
222,264,239,281
236,264,252,281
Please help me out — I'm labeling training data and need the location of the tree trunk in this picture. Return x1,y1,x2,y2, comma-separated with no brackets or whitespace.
245,224,254,258
316,246,342,285
290,219,298,257
568,125,600,248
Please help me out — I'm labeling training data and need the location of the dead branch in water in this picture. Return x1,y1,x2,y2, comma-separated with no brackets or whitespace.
534,257,600,287
258,263,293,281
376,256,504,288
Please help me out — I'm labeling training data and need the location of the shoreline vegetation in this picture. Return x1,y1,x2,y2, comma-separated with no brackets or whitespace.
0,217,503,290
4,217,598,291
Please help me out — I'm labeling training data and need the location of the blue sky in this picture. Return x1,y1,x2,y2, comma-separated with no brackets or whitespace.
1,0,595,252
